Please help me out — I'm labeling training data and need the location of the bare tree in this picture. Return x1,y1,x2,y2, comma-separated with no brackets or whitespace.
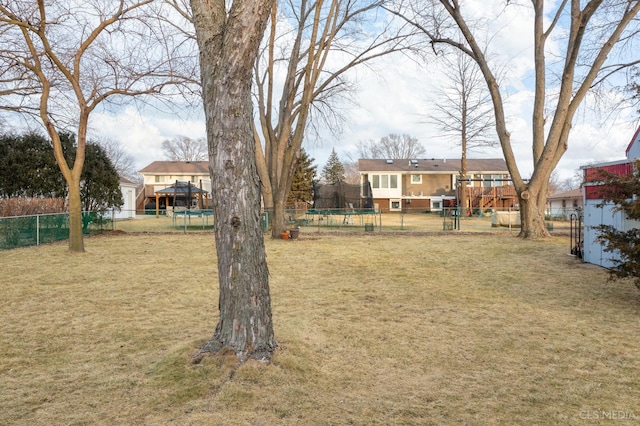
428,52,496,216
0,1,197,252
161,135,207,161
190,0,276,361
389,0,640,238
342,160,362,184
254,0,416,238
95,137,141,183
549,169,583,194
355,133,426,159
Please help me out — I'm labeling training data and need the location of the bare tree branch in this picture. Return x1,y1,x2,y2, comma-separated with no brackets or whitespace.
253,0,419,237
0,0,199,251
161,135,207,161
388,0,640,238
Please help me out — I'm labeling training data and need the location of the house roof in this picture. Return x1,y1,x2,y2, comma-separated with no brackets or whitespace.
138,161,209,175
548,188,582,200
155,181,207,194
358,158,508,173
119,176,136,185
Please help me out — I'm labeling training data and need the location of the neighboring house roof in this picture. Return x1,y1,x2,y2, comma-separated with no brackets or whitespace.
138,161,209,175
358,158,508,173
119,176,136,185
548,188,582,200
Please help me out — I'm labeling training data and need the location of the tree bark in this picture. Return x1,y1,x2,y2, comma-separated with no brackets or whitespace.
518,190,550,239
66,179,85,252
191,0,276,361
46,116,87,253
271,189,287,237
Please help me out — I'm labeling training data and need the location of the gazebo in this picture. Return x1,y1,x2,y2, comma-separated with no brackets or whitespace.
154,181,209,217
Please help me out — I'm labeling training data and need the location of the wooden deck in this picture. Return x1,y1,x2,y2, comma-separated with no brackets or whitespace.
466,186,518,210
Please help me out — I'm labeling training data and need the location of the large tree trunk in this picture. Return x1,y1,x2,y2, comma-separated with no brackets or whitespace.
191,0,276,361
271,188,288,237
46,124,86,253
517,188,550,239
255,132,273,212
269,148,299,238
67,179,85,252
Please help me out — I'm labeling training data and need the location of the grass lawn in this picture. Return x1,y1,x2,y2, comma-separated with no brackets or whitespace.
1,232,639,424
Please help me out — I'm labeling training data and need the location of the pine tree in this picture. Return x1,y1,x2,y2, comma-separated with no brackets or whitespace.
0,133,66,198
79,142,124,212
287,148,317,205
321,148,345,184
0,132,123,211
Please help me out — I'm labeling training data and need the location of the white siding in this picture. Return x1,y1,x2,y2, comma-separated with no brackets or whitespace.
583,199,640,268
370,173,402,199
115,183,138,219
627,143,640,160
626,132,640,160
547,199,565,219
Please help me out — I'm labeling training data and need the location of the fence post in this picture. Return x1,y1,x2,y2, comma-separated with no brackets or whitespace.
36,214,40,246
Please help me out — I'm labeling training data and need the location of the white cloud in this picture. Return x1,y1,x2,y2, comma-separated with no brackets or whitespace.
89,106,206,171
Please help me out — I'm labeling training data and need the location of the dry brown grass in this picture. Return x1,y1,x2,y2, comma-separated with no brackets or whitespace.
1,232,639,425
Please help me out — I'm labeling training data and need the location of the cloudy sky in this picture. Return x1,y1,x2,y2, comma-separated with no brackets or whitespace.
85,1,638,183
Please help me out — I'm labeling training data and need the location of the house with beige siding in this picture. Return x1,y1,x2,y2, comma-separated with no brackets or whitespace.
138,161,211,210
358,158,515,212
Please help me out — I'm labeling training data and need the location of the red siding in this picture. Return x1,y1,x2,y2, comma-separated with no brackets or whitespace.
583,162,632,182
583,161,633,200
584,185,608,200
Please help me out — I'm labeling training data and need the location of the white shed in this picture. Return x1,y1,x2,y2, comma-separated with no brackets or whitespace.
583,176,640,268
115,177,138,219
581,126,640,267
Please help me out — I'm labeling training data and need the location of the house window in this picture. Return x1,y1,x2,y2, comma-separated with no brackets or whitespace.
155,175,165,183
390,199,401,211
411,174,422,184
371,174,399,189
481,174,508,187
191,175,196,182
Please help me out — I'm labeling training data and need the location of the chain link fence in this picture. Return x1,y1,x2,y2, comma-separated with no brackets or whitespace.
0,211,114,250
0,207,574,250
